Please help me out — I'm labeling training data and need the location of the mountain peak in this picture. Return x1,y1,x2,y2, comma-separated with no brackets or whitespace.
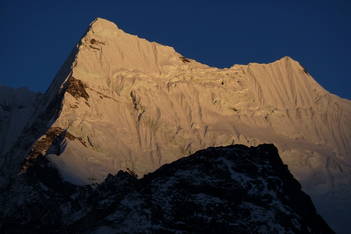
83,17,121,42
276,56,302,67
68,18,206,80
89,17,119,30
1,18,350,233
280,55,294,61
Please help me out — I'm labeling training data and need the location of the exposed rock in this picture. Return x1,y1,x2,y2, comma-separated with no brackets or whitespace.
20,127,67,173
180,56,191,63
19,127,90,175
64,76,89,101
0,144,334,233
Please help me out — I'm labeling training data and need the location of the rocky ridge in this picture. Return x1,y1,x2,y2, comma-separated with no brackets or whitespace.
0,144,334,233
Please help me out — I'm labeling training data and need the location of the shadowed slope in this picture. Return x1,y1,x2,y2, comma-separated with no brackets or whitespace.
0,144,334,233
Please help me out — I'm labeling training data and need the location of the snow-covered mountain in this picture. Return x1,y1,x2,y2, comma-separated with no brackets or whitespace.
0,86,40,157
0,144,334,233
0,18,350,232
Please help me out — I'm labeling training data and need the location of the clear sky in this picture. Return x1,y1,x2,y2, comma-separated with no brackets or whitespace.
1,0,350,99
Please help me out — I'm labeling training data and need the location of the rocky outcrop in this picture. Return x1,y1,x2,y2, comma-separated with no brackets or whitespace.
64,76,89,101
0,144,334,233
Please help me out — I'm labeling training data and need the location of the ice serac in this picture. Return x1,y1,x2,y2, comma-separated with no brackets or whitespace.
1,18,350,232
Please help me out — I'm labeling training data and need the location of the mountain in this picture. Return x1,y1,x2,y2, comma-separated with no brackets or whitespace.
0,18,350,232
0,144,334,233
0,86,40,157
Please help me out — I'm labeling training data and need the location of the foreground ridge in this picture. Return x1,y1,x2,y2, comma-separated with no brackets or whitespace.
0,144,334,233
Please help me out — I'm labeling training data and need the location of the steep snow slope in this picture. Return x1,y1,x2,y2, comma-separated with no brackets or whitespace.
0,18,350,232
0,144,334,233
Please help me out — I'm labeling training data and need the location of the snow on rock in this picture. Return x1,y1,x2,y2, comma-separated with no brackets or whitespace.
0,144,334,233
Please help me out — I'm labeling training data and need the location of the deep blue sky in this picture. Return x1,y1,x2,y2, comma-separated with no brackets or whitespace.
1,0,350,99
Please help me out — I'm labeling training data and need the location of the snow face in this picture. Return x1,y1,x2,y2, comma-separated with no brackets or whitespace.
1,17,350,233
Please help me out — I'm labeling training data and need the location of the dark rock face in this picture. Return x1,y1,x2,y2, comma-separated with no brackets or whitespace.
0,144,334,233
20,127,67,173
64,76,89,101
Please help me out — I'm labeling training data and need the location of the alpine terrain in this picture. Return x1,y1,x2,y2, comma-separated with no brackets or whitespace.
0,144,334,233
0,18,350,233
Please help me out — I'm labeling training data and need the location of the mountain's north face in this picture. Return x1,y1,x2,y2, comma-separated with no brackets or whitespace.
0,18,350,232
